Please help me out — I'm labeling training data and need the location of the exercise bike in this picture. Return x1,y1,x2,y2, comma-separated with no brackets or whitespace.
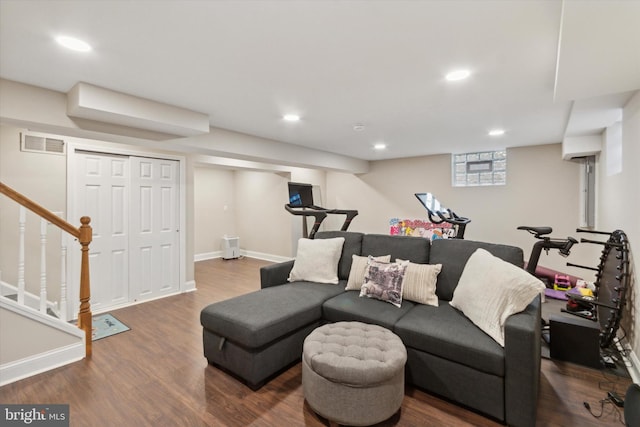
517,226,578,276
520,226,631,360
518,226,579,337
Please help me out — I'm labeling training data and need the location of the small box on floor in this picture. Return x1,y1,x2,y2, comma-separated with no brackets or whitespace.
549,314,601,369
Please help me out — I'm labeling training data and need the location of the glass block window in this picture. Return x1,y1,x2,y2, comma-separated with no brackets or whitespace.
452,150,507,187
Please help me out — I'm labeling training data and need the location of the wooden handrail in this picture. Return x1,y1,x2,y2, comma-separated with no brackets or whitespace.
0,181,93,357
0,182,79,238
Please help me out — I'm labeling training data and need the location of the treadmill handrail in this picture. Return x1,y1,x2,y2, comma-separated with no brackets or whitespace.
285,204,358,238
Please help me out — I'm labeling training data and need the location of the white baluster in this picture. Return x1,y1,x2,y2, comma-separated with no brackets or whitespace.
40,217,47,313
17,206,26,305
60,228,68,321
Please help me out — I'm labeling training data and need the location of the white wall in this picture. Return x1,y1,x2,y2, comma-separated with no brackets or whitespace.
193,166,332,259
193,167,237,256
597,90,640,359
326,143,597,276
189,104,640,375
235,170,292,257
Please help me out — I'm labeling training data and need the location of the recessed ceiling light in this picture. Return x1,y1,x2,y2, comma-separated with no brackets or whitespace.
445,69,471,82
283,114,300,122
488,129,505,136
373,143,387,150
55,35,92,52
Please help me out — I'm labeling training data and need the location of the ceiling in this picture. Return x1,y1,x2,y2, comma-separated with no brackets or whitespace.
1,0,639,161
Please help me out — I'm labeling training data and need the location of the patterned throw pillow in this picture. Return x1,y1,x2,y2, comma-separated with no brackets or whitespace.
345,254,392,290
360,257,409,307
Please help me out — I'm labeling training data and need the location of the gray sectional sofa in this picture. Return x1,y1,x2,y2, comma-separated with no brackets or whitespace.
200,231,541,427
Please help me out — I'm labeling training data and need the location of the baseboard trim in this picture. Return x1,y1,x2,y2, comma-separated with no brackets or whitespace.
86,290,185,317
194,251,221,262
183,280,196,292
614,336,639,384
0,342,85,386
241,250,292,263
627,349,640,384
194,250,292,264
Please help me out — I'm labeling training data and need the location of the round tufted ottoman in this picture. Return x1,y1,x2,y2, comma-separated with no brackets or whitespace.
302,321,407,426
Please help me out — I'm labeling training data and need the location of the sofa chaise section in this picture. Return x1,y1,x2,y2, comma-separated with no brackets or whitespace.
200,282,345,389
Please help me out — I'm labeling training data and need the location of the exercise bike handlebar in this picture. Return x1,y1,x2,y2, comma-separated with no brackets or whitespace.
556,236,578,257
424,208,470,239
427,210,446,224
435,209,471,225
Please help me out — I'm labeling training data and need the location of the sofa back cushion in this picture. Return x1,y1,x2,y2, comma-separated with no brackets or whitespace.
315,231,364,280
361,234,430,264
430,239,524,301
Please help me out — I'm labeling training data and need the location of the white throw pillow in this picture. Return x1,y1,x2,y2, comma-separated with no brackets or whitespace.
346,254,392,290
450,248,544,346
288,237,345,284
397,259,442,307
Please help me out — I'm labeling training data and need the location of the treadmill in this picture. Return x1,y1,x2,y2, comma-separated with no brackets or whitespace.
286,182,358,239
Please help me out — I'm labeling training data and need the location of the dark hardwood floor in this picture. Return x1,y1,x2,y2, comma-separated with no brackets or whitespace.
0,257,632,426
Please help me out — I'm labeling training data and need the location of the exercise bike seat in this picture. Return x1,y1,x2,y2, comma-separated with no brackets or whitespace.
517,226,552,237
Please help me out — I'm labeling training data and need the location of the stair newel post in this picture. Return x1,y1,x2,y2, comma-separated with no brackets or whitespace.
77,216,93,357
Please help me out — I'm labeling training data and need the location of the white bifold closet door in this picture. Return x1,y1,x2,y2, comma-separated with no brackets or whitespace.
129,156,179,302
73,151,179,315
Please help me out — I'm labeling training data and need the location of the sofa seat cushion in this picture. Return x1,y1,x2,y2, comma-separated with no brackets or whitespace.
394,302,505,376
322,291,416,330
201,282,346,349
